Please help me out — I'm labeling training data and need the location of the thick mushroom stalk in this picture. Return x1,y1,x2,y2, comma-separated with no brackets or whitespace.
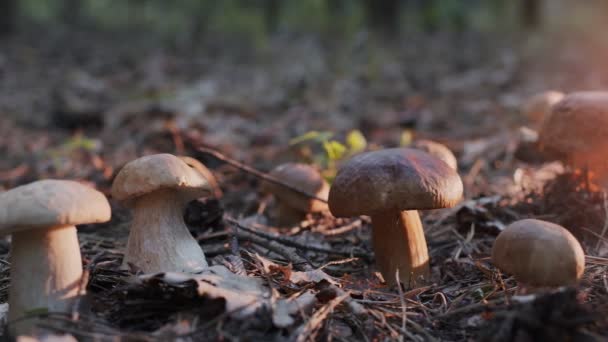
370,210,429,286
328,148,462,288
125,189,208,273
112,154,213,274
0,179,111,336
9,226,83,333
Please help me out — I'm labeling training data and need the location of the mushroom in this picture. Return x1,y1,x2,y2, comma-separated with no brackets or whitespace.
0,180,110,335
111,154,212,273
539,91,608,186
522,90,564,128
328,148,463,287
410,139,458,170
261,163,329,226
492,219,584,287
178,156,223,199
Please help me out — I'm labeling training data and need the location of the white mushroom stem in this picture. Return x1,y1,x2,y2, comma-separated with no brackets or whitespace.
125,189,208,273
370,210,430,287
9,225,84,335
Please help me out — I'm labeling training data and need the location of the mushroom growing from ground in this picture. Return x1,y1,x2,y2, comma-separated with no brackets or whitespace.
411,139,458,170
522,90,564,128
112,153,212,273
261,163,329,226
178,155,223,199
328,148,463,287
492,219,584,287
0,180,111,335
539,91,608,187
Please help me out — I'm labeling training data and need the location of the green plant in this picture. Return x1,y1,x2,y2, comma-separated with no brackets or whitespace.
289,129,367,182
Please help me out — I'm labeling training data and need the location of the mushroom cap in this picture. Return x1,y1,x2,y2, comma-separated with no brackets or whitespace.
522,90,564,126
0,179,111,234
112,153,212,205
539,91,608,164
491,219,585,287
261,163,329,213
411,139,458,170
329,148,463,217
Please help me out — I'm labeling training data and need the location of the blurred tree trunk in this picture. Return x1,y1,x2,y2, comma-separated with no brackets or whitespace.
521,0,540,29
60,0,82,26
364,0,400,36
263,0,281,34
0,0,17,36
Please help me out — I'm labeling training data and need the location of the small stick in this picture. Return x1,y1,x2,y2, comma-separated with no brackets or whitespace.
196,146,328,203
226,216,372,259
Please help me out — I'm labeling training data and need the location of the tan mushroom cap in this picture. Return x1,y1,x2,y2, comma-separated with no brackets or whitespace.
262,163,329,213
492,219,585,286
329,148,463,217
539,91,608,163
522,90,564,126
112,153,212,204
0,179,111,234
411,139,458,170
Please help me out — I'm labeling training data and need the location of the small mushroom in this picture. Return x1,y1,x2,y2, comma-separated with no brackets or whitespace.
522,91,564,128
539,91,608,186
329,148,463,287
112,154,212,273
0,180,110,335
261,163,329,226
492,219,585,287
411,139,458,170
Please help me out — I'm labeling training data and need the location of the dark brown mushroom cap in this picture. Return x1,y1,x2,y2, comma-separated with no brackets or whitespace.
329,148,463,217
491,219,585,286
411,139,458,170
0,179,111,234
262,163,329,213
112,154,211,205
539,91,608,162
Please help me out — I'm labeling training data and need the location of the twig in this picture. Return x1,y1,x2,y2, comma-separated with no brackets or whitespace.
196,146,328,203
294,292,350,342
395,270,407,339
596,190,608,253
226,216,372,259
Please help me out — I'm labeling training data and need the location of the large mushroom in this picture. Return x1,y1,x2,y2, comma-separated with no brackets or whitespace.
112,153,212,273
329,148,463,287
261,163,329,226
492,219,585,287
539,91,608,186
0,180,111,335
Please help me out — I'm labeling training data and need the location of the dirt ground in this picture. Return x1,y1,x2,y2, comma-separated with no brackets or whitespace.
1,26,608,341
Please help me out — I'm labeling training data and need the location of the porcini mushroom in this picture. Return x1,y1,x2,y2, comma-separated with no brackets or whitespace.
261,163,329,226
522,90,564,128
178,156,223,199
492,219,584,287
328,148,463,287
112,153,212,273
411,139,458,170
0,180,110,335
539,91,608,187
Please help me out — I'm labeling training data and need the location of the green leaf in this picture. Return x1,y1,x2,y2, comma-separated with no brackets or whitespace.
289,131,333,146
323,140,347,161
345,130,367,153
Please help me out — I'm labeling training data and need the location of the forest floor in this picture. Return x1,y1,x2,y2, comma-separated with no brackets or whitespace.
1,27,608,341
